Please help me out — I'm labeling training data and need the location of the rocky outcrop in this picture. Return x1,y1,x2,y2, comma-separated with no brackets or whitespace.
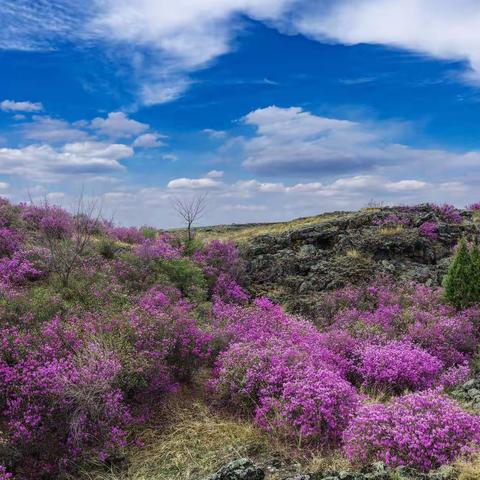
452,377,480,410
204,458,265,480
205,460,454,480
240,205,479,315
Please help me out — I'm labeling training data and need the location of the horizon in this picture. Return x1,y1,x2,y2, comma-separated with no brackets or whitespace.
1,1,480,227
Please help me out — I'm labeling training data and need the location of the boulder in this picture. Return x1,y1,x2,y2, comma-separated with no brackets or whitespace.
204,458,265,480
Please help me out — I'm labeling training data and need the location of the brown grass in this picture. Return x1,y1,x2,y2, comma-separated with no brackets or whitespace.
378,225,405,236
79,389,353,480
456,453,480,480
196,212,352,243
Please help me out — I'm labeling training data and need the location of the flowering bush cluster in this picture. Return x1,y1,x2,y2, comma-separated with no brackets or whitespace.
344,391,480,471
211,298,359,445
321,276,480,375
0,228,22,257
107,225,146,244
0,251,43,287
193,240,245,284
430,203,462,223
419,221,438,241
358,341,443,393
133,234,183,261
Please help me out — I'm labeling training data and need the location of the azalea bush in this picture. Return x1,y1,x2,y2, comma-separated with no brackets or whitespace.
419,221,438,241
344,391,480,471
358,341,443,393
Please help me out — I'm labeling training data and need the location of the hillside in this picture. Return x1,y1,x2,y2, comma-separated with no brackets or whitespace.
1,199,480,480
204,205,478,316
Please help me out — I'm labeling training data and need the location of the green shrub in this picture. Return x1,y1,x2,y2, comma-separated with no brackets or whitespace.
154,258,207,301
443,239,480,308
0,284,65,324
141,226,157,239
96,237,119,259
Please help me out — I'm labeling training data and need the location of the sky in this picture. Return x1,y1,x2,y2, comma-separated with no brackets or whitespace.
1,0,480,227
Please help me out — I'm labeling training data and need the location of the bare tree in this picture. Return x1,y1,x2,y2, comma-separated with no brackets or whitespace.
172,194,208,241
34,192,103,288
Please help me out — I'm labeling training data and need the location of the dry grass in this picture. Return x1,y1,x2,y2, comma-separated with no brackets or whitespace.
456,453,480,480
81,400,268,480
79,391,354,480
196,212,351,243
345,248,362,258
378,225,405,236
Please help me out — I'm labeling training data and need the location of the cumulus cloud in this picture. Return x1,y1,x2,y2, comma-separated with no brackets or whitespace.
1,99,43,112
0,141,132,181
19,116,90,143
0,182,9,189
167,176,222,189
206,170,224,178
90,111,149,138
132,132,166,148
239,105,480,176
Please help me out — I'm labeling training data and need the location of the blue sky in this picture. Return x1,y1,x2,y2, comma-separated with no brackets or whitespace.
1,0,480,226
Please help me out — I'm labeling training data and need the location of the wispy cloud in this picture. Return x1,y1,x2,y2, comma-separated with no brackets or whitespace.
2,1,480,105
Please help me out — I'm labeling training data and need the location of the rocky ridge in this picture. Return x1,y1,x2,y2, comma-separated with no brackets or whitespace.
238,205,478,316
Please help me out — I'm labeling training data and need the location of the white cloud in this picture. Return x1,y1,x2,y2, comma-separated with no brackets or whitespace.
0,141,132,181
167,177,222,189
132,132,166,148
0,182,9,189
46,191,66,200
86,0,480,102
239,105,480,176
19,116,89,143
289,0,480,83
385,179,428,191
3,1,480,105
91,112,149,138
87,0,296,103
1,99,43,112
203,128,227,138
206,170,224,178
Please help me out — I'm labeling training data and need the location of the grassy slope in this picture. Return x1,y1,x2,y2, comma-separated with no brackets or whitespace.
195,210,356,243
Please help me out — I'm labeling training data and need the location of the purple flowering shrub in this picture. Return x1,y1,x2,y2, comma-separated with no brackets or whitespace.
358,341,443,393
107,225,146,244
344,391,480,471
0,466,12,480
133,233,183,261
430,203,462,223
467,202,480,211
0,228,22,257
0,319,131,477
0,251,43,288
193,240,245,284
322,277,480,374
0,279,212,477
419,221,438,241
255,365,360,446
211,298,357,444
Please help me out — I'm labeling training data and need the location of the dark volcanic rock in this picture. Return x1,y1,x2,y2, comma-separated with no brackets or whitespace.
240,205,479,315
205,458,265,480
